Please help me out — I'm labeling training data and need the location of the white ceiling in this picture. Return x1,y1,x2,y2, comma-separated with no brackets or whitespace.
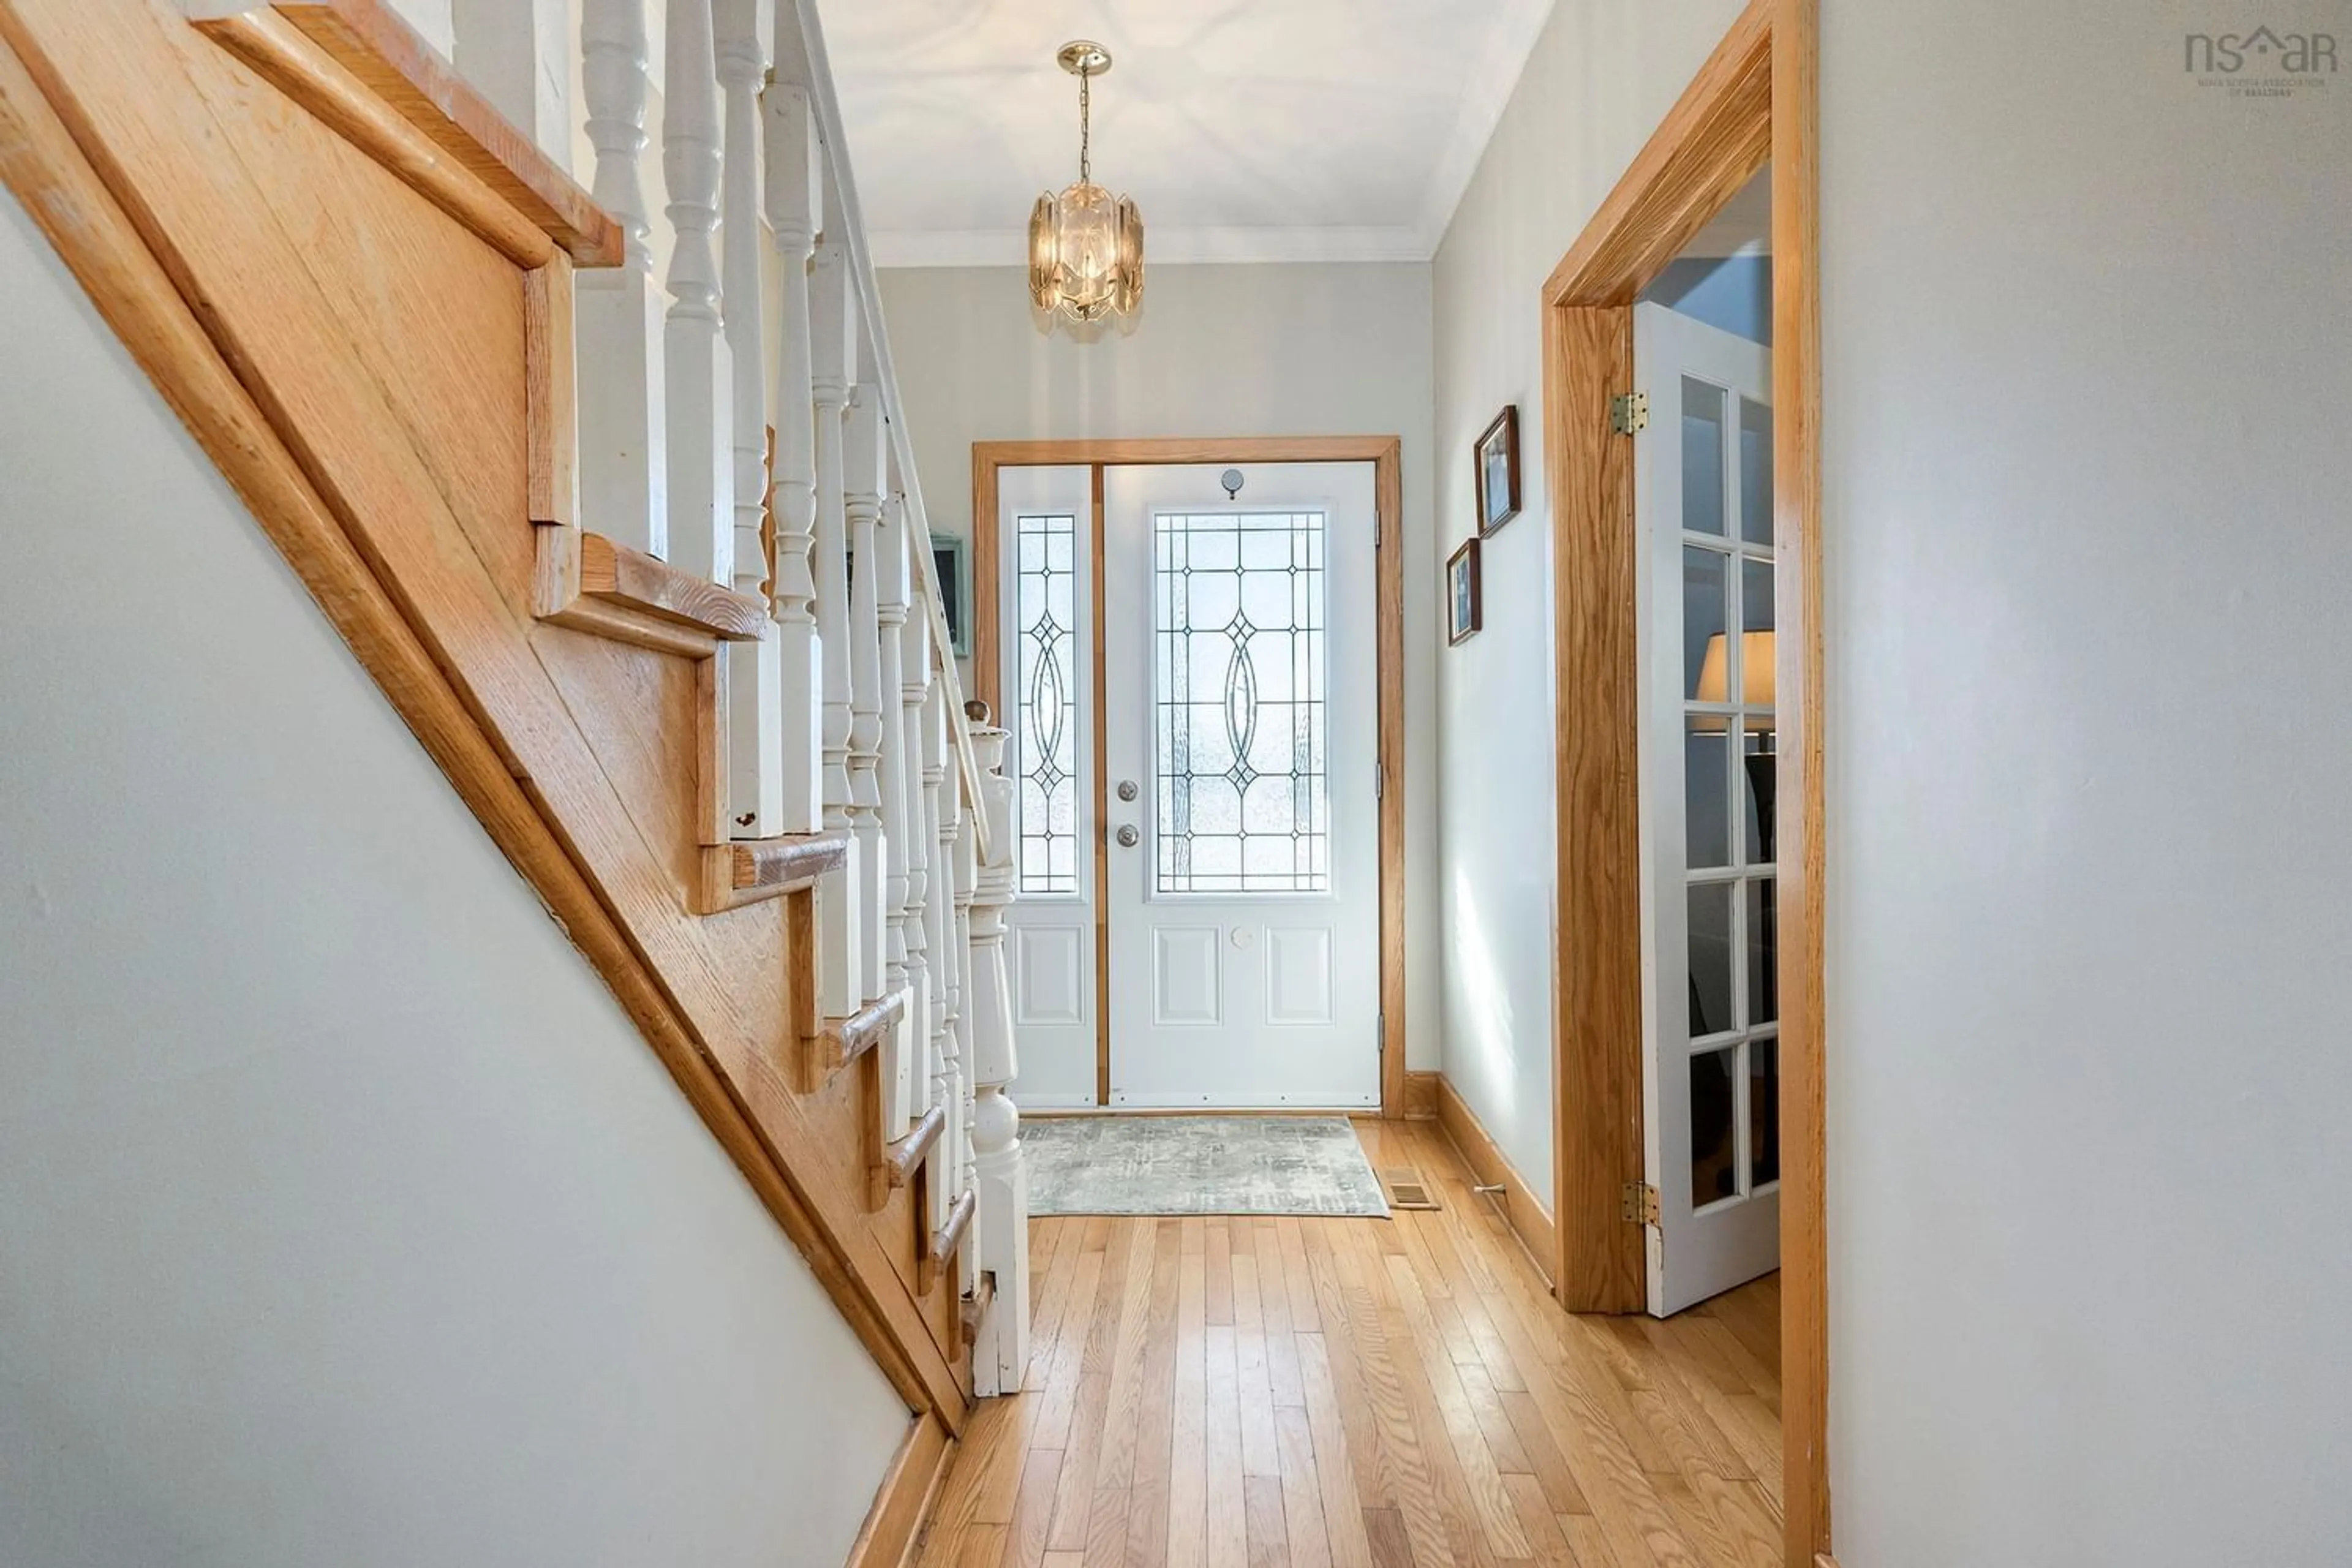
813,0,1558,267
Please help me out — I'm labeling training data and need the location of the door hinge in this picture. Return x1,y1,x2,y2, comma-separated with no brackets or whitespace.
1610,391,1649,435
1622,1181,1660,1225
1376,1011,1386,1051
1375,760,1385,800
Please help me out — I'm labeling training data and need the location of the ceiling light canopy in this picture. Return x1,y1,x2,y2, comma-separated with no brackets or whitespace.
1028,40,1144,327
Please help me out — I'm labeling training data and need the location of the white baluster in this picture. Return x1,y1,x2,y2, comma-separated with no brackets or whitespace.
946,760,976,1229
845,385,889,1016
874,495,915,1131
763,85,823,836
810,242,859,1018
715,0,777,835
454,0,571,167
662,0,732,588
577,0,666,556
876,497,911,1007
904,563,938,1128
934,693,965,1183
966,724,1026,1390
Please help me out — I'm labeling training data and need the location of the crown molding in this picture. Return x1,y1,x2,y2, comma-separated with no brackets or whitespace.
1414,0,1558,255
867,224,1435,270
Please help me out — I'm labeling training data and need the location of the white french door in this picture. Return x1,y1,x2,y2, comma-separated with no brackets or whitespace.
1634,302,1781,1316
996,461,1381,1109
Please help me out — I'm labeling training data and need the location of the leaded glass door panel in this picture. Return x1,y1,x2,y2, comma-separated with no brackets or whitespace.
994,466,1099,1107
1101,463,1380,1107
1634,301,1781,1315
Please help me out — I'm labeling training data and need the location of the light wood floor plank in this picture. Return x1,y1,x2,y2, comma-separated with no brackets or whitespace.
915,1123,1780,1568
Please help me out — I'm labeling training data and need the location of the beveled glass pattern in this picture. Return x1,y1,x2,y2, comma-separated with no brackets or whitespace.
1016,513,1079,893
1153,511,1329,894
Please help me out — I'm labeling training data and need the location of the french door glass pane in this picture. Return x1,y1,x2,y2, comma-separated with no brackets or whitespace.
1738,734,1771,865
1740,397,1774,545
1687,881,1734,1038
1681,376,1728,537
1747,877,1778,1025
1691,1044,1740,1208
1014,513,1079,894
1750,1036,1781,1186
1683,546,1728,701
1742,557,1774,644
1685,718,1731,870
1153,511,1329,894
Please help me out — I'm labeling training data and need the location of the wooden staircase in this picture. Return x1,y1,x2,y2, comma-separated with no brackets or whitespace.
0,0,1033,1532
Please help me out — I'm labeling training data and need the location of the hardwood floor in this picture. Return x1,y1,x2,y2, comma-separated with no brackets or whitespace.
914,1120,1782,1568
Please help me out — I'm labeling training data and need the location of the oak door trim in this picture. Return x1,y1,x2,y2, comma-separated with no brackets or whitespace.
1773,0,1828,1559
1536,0,1828,1561
972,436,1408,1120
1089,463,1110,1105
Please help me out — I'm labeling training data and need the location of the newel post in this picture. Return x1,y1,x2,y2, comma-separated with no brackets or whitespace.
966,723,1028,1395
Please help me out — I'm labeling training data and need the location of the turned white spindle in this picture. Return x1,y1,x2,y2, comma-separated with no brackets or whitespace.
933,697,965,1166
715,0,777,834
966,726,1023,1376
904,571,938,1125
945,778,975,1232
662,0,733,589
876,499,911,1006
845,385,889,1014
763,85,824,835
810,242,859,1017
576,0,666,556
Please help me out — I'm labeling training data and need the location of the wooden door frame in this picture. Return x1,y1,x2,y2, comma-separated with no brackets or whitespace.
1539,0,1828,1562
970,437,1408,1121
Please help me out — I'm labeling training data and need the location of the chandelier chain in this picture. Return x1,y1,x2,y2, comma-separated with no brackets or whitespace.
1078,66,1091,183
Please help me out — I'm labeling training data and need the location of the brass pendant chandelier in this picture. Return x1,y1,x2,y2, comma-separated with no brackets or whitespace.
1028,40,1144,326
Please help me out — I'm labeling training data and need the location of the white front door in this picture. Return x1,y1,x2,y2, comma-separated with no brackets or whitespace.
996,461,1381,1110
1635,301,1781,1316
1102,463,1381,1107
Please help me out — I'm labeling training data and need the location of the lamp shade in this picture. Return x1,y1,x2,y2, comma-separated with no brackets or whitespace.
1693,630,1775,731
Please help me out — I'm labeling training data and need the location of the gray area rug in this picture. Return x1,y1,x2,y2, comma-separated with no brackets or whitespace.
1023,1115,1389,1218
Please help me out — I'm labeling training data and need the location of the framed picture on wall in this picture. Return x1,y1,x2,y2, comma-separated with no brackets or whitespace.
933,535,971,658
1475,404,1521,535
1446,537,1482,646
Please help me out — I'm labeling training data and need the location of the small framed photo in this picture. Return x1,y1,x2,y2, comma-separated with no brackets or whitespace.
1446,538,1482,646
932,536,971,658
1475,405,1521,535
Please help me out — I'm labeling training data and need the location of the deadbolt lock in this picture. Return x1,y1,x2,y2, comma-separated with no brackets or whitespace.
1116,824,1140,848
1117,779,1139,802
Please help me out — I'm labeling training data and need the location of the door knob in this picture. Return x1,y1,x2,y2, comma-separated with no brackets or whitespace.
1117,779,1139,802
1116,824,1140,848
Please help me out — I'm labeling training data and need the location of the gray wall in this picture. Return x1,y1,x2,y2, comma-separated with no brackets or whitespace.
0,194,908,1566
1822,2,2352,1560
878,262,1442,1069
1431,0,1750,1188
